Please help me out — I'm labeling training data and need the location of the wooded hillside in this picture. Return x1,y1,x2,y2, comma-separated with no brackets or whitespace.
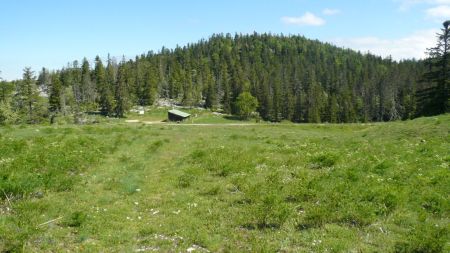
0,33,439,123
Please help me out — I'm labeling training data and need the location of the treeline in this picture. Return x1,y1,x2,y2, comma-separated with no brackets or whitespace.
0,31,447,124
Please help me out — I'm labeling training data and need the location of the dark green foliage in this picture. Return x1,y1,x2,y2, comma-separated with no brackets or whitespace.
416,20,450,117
394,223,448,253
114,59,129,118
147,139,165,153
0,98,18,125
48,73,62,117
244,173,291,229
116,34,426,122
372,160,392,175
0,80,14,103
15,67,43,123
80,58,96,110
177,168,199,188
309,153,338,169
96,56,114,116
64,211,87,227
5,33,446,123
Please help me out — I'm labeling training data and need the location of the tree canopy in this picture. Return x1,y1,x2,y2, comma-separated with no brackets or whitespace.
236,92,258,119
1,29,448,124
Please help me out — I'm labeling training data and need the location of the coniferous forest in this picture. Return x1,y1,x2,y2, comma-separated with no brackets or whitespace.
0,23,449,125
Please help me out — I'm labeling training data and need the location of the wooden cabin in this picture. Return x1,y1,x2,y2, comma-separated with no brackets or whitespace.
168,109,191,122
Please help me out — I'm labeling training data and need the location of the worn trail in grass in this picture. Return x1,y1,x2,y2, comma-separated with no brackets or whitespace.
0,115,449,252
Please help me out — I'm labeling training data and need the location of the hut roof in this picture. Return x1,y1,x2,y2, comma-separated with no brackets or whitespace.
168,109,191,118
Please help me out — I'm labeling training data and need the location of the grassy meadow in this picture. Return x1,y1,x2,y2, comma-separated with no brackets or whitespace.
0,114,449,252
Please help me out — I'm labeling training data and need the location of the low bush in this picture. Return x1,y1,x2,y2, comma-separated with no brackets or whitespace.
309,153,338,169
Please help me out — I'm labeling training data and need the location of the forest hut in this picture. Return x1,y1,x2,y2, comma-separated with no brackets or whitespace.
168,109,191,122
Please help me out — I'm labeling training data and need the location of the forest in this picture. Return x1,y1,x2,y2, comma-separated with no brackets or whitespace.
0,22,448,124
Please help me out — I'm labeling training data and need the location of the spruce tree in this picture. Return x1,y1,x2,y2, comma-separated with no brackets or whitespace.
81,58,96,110
49,73,62,113
114,59,128,118
48,73,62,123
417,20,450,116
18,67,39,123
95,56,114,116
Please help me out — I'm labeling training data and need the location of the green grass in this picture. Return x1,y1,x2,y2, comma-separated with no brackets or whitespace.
0,115,449,252
126,107,250,124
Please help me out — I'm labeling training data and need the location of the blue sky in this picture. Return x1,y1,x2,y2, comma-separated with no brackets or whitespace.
1,0,449,80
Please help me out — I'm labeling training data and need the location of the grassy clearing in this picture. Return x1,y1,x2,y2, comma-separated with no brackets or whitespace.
0,115,449,252
126,107,248,124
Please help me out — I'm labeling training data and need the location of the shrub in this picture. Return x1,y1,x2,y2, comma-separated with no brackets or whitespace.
177,172,196,188
296,205,330,230
147,140,165,153
244,173,291,229
65,211,87,227
421,192,445,214
373,160,392,175
394,223,447,253
310,153,338,169
236,92,258,120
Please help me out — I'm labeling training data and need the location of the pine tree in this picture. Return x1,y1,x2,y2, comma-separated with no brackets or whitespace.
17,67,40,123
95,56,114,116
48,73,62,123
328,94,339,123
0,79,14,103
114,59,128,118
37,67,50,95
306,71,324,123
417,20,450,116
81,58,96,110
204,64,217,109
0,76,17,125
142,65,158,106
49,73,62,113
220,63,231,113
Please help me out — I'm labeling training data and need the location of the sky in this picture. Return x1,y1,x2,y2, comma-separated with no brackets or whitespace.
0,0,449,81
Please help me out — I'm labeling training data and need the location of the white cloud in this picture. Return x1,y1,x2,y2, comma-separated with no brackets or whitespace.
281,12,326,26
426,5,450,19
331,29,439,60
323,8,341,16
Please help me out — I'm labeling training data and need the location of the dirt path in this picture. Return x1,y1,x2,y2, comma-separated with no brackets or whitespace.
125,120,260,126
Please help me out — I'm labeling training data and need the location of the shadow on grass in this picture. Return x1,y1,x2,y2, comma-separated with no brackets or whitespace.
223,115,242,121
241,223,281,230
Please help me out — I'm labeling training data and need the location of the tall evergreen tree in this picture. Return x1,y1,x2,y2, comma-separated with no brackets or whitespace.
81,58,96,110
95,56,114,116
114,59,128,118
48,73,62,123
49,73,62,113
37,67,50,95
417,20,450,116
17,67,40,123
